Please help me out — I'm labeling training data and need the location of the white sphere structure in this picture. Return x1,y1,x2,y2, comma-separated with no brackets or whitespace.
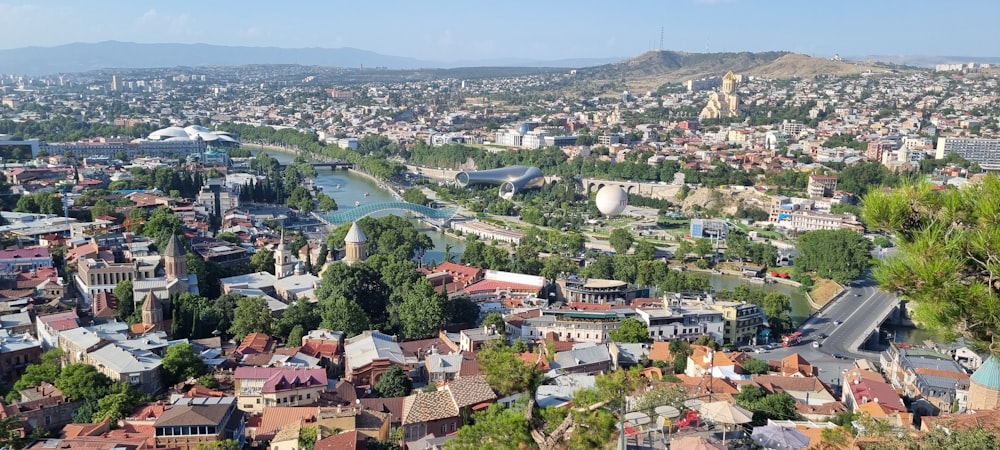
595,185,628,216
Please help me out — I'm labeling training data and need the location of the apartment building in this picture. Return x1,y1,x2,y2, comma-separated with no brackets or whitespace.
634,307,725,342
806,175,838,198
516,308,633,344
936,137,1000,169
708,301,766,345
233,367,328,413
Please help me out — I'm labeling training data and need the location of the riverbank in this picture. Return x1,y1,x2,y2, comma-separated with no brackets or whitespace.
245,143,303,157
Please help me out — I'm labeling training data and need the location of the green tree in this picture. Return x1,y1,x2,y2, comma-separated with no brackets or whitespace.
608,318,651,343
198,374,220,389
794,228,873,283
249,248,275,274
478,341,542,396
511,337,529,353
402,187,429,205
316,192,338,212
761,292,794,335
320,296,370,337
90,199,115,221
92,382,145,423
113,280,135,322
298,426,318,450
608,228,634,255
694,237,715,260
449,297,480,326
863,176,1000,352
161,343,206,386
481,312,505,334
397,278,449,340
445,400,534,450
374,365,412,397
742,358,769,374
8,348,63,402
634,383,687,416
55,363,112,403
229,296,273,340
214,232,239,245
675,239,694,260
274,300,320,342
735,385,801,425
287,325,305,346
669,340,693,373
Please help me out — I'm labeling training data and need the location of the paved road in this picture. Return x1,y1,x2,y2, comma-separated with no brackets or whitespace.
746,276,900,391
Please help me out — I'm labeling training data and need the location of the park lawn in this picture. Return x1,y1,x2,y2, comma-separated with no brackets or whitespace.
809,278,843,306
734,222,783,240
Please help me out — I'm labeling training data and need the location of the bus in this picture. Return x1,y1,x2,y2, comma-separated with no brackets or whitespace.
782,331,803,347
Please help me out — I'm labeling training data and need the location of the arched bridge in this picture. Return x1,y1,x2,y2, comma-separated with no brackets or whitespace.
277,161,354,170
315,201,458,225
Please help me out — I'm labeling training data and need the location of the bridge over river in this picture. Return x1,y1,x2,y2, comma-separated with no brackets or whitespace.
314,201,458,226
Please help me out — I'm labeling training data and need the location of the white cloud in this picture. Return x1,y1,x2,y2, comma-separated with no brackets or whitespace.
138,8,158,23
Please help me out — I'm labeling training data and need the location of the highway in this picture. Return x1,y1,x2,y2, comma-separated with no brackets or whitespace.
747,276,900,391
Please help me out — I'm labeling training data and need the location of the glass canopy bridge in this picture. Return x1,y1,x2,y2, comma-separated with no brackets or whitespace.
314,201,459,226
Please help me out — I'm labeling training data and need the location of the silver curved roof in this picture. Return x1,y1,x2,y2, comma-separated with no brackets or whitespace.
455,165,545,199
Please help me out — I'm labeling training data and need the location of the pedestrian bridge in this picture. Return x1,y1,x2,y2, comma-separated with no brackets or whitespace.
314,201,458,225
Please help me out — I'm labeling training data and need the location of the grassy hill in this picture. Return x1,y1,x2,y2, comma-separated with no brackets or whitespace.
577,50,895,93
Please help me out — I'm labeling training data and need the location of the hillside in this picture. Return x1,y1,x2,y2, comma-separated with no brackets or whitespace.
578,50,892,93
748,53,887,78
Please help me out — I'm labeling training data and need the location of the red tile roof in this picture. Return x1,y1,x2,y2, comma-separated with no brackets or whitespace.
850,378,905,412
431,262,483,285
315,430,366,450
256,406,318,442
236,332,275,355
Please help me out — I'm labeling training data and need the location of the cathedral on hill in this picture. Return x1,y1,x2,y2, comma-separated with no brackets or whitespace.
699,71,742,120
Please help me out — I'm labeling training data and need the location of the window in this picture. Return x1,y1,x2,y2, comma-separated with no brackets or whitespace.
441,425,447,434
306,393,311,399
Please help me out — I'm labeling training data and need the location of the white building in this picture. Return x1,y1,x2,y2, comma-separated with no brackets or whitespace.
634,308,725,342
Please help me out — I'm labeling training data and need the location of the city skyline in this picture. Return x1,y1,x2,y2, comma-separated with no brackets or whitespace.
1,0,998,63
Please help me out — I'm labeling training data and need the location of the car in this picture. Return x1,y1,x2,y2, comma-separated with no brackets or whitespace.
812,341,821,348
833,320,842,325
833,353,847,359
818,333,827,339
754,348,769,354
855,293,861,297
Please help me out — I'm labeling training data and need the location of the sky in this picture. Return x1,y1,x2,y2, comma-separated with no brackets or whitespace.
1,0,997,62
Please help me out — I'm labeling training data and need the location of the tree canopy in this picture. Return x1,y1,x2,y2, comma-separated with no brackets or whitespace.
863,176,1000,354
374,366,412,398
229,295,273,340
608,318,651,343
794,228,873,283
161,343,207,386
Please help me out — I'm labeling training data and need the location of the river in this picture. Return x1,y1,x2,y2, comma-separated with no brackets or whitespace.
703,274,813,325
258,148,813,321
258,148,466,264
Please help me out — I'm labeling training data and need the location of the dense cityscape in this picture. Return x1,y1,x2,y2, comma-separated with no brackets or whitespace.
0,25,998,450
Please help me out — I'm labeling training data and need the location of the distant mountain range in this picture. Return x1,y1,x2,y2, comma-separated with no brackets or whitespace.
0,41,624,75
2,41,979,79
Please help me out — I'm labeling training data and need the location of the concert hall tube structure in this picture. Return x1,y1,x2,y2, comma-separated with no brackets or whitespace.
454,165,545,199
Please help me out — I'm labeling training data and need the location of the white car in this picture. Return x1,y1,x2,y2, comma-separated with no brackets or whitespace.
754,348,769,354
